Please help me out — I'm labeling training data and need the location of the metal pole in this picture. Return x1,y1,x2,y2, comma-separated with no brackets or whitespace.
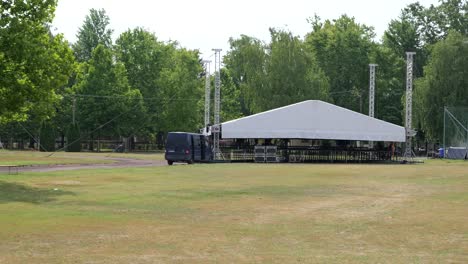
443,106,446,158
465,118,468,159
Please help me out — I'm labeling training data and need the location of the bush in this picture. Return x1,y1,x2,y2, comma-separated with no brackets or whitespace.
66,123,81,152
39,121,56,152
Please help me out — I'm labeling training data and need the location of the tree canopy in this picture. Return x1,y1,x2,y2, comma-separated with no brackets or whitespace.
305,15,374,113
73,44,146,139
223,35,267,115
73,8,113,62
415,31,468,141
223,29,329,115
0,0,74,122
1,1,467,150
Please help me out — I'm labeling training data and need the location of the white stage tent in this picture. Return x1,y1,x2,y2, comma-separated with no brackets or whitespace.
221,100,405,142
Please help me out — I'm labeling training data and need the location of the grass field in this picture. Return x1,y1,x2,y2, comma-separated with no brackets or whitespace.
0,151,115,166
0,151,165,166
0,158,467,263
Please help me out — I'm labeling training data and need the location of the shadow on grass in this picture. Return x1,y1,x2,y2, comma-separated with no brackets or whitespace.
0,181,74,204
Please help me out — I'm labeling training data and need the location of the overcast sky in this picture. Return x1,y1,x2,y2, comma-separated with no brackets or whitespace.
52,0,439,60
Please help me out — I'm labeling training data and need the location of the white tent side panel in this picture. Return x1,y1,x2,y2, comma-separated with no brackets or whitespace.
446,147,468,159
221,100,406,142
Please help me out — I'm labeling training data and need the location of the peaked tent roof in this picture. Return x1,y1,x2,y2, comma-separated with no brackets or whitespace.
221,100,405,142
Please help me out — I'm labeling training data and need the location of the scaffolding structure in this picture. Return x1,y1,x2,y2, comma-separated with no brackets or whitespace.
219,145,399,164
368,64,377,119
202,60,211,127
368,64,377,149
212,49,223,160
404,52,416,160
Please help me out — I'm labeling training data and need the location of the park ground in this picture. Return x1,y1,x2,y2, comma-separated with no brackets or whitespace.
0,151,467,263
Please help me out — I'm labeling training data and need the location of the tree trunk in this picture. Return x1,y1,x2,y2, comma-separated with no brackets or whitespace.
157,131,164,150
123,137,129,153
89,133,94,152
359,94,363,113
425,141,428,157
97,130,101,152
130,136,135,152
60,133,65,149
29,137,35,149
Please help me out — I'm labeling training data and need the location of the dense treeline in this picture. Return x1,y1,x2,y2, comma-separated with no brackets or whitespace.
0,0,466,150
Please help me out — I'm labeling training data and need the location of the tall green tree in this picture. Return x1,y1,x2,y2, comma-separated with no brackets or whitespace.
371,45,406,125
224,35,267,114
403,0,467,45
73,8,113,62
383,19,420,56
73,45,146,144
65,122,81,152
115,28,170,135
382,0,468,137
414,31,468,141
383,0,467,78
157,46,204,133
0,0,74,122
305,15,374,113
264,29,329,110
224,30,329,115
39,120,56,152
116,30,204,134
220,68,243,121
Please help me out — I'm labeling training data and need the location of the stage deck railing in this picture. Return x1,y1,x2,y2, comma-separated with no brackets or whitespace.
219,146,399,163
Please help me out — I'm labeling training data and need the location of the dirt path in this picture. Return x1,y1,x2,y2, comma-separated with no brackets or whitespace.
0,156,167,173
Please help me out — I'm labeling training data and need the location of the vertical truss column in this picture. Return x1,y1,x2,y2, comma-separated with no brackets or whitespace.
212,49,222,160
213,49,221,126
369,64,377,149
368,64,377,118
202,60,211,128
404,52,416,160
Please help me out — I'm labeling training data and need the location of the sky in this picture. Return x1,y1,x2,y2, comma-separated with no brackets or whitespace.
52,0,440,61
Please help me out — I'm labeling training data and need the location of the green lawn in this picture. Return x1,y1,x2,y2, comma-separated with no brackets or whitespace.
0,159,467,263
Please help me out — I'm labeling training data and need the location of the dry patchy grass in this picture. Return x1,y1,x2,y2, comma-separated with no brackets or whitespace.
0,151,113,166
0,151,165,166
0,160,467,263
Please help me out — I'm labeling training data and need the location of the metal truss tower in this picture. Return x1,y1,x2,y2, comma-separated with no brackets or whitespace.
368,64,377,149
202,60,211,128
404,52,416,160
368,64,377,119
212,49,222,160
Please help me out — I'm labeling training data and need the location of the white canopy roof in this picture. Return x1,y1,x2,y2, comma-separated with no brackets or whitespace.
221,100,405,142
